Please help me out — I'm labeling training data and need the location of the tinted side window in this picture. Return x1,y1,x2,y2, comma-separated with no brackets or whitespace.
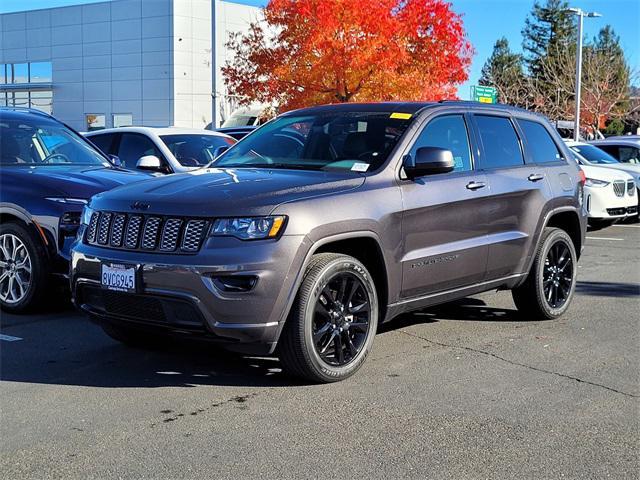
596,144,619,158
516,119,562,164
88,133,116,155
475,115,524,169
409,115,472,172
618,146,640,164
116,133,162,169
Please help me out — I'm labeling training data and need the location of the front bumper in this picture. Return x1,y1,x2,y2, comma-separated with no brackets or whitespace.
71,234,309,355
585,189,637,220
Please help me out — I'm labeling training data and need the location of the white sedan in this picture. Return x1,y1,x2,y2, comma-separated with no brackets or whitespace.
85,127,235,174
565,141,637,227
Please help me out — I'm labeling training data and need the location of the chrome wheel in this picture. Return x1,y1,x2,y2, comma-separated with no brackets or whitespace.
313,272,371,367
0,233,32,304
543,240,573,309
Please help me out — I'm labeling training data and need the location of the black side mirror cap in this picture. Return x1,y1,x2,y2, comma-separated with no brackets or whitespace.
403,147,455,178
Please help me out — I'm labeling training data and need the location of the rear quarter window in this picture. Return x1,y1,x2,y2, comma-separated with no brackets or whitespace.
516,119,563,164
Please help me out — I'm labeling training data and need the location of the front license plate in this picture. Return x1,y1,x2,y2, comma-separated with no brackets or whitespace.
101,263,137,293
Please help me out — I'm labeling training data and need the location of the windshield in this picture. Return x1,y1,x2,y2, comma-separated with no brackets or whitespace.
569,144,619,165
160,134,235,167
223,115,258,127
213,111,414,172
0,115,108,167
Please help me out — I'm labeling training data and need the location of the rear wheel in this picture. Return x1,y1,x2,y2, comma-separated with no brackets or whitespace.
278,253,378,383
0,222,48,314
512,228,577,320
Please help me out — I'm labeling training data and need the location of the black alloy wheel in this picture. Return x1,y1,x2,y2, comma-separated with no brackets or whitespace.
542,239,574,309
312,272,371,367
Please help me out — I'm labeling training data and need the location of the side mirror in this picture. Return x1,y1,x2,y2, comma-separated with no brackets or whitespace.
213,145,229,158
403,147,455,178
108,154,122,167
136,155,162,171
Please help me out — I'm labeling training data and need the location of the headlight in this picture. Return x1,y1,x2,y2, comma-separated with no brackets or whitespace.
585,178,609,188
45,197,88,205
211,216,286,240
80,205,95,226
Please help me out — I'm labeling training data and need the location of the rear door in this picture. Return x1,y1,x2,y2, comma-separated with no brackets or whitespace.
399,112,490,298
471,114,554,280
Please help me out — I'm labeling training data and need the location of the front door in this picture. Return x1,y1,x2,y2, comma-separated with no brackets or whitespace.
399,113,490,299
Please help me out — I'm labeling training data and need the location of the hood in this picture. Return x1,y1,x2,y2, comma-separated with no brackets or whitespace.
1,165,152,199
593,163,640,179
580,164,634,182
90,167,365,216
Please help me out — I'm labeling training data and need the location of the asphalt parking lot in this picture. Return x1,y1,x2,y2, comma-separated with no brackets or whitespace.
1,224,638,479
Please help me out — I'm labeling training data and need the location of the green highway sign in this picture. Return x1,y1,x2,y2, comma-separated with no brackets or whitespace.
471,85,497,104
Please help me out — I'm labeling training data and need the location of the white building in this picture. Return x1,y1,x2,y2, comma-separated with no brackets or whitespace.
0,0,261,131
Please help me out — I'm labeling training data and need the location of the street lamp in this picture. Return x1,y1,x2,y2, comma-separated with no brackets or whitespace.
567,7,601,141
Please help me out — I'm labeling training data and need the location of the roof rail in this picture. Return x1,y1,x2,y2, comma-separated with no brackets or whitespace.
0,106,55,119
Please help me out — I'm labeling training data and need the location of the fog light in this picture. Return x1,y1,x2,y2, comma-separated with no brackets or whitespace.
211,275,258,292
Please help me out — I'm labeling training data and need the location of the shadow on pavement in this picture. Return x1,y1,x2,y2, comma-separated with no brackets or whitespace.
380,297,528,334
575,281,640,298
1,306,306,389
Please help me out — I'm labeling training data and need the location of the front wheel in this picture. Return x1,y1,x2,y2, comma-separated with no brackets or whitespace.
278,253,378,383
0,222,49,313
512,227,577,320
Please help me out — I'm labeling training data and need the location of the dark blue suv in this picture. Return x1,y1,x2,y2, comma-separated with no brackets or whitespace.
0,107,151,313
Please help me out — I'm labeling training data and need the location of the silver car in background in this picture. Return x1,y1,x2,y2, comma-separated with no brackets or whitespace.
85,127,235,175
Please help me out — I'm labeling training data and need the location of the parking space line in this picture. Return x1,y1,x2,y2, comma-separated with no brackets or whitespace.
586,237,624,241
0,334,23,342
611,224,640,228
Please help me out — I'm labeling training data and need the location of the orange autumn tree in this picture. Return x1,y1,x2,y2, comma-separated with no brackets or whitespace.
223,0,473,111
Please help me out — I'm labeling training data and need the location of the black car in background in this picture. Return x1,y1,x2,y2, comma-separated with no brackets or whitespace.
0,107,151,313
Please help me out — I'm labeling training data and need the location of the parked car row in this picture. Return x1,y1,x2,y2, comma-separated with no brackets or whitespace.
0,104,634,383
565,141,638,227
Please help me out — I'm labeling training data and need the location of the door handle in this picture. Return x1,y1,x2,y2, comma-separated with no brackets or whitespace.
528,173,545,182
466,181,486,191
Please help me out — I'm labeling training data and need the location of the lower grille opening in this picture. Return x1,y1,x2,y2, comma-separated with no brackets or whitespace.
79,286,205,331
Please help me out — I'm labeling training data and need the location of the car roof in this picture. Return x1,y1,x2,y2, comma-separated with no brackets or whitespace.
591,137,640,146
282,100,543,119
0,107,58,123
85,126,231,137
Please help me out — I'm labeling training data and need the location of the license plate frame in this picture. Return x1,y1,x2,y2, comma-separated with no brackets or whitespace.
100,263,139,293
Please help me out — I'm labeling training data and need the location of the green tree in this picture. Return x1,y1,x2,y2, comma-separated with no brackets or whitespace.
522,0,576,76
479,38,528,107
581,26,631,133
522,0,576,118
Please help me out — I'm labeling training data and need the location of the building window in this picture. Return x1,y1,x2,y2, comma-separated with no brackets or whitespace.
2,90,53,114
29,62,53,83
113,113,133,128
86,114,106,131
0,62,52,84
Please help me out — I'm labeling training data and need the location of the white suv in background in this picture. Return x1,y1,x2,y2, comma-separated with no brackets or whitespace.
565,141,637,227
85,127,235,174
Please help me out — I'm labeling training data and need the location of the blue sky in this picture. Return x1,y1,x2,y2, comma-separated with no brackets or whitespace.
3,0,638,99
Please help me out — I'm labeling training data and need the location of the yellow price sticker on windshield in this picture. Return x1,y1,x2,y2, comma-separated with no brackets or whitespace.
390,112,412,120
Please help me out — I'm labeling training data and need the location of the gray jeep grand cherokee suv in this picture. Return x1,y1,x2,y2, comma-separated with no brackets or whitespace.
71,102,587,382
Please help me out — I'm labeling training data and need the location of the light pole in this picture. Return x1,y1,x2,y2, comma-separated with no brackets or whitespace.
211,0,219,129
567,7,601,141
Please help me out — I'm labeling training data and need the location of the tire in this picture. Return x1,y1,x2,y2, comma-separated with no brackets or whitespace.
512,227,577,320
278,253,379,383
0,221,49,314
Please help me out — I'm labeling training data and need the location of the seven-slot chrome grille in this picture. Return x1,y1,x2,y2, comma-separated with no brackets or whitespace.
85,211,209,254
